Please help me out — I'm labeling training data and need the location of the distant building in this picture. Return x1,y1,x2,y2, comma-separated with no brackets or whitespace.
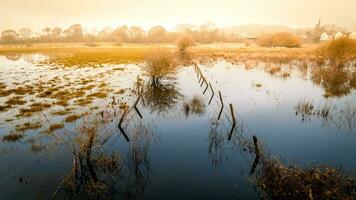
320,32,330,41
334,32,343,39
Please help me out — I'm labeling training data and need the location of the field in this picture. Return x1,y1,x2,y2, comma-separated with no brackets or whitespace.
0,42,355,199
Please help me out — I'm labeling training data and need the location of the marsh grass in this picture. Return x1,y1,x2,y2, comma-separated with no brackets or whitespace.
19,102,52,117
15,122,42,132
183,95,206,117
2,133,24,142
65,114,81,123
294,99,315,121
255,157,356,200
52,108,73,116
317,37,356,66
49,123,64,132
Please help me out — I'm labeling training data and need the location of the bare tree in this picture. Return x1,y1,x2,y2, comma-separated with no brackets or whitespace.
1,29,19,43
147,26,166,43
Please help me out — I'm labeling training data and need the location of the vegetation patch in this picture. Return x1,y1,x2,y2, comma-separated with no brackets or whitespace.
49,123,64,131
65,114,81,123
16,122,42,132
19,102,51,117
5,96,27,106
258,32,301,48
255,157,356,200
317,37,356,66
2,133,24,142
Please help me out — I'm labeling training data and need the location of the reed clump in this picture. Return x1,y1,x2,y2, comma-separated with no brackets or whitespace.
256,157,356,200
2,133,24,142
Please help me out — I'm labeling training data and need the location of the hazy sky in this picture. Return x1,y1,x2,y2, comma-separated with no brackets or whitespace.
1,0,355,31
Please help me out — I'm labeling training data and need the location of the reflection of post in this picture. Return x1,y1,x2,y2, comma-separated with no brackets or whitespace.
228,104,236,140
249,135,261,175
118,110,130,142
200,76,205,87
134,96,143,119
208,83,215,105
249,154,260,175
253,135,260,156
218,91,224,120
203,81,209,94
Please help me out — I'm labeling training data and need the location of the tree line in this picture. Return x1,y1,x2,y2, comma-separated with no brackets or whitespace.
0,23,243,44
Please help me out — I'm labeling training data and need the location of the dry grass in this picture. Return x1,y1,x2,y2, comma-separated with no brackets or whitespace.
65,114,81,123
16,122,42,132
258,32,301,48
2,133,24,142
5,96,26,106
0,43,318,67
256,157,356,200
0,43,162,67
49,123,64,131
317,37,356,66
18,102,52,117
183,96,206,116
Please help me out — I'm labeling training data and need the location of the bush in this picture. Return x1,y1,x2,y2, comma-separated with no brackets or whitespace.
317,37,356,66
176,35,194,51
258,32,301,48
256,158,356,200
143,50,177,84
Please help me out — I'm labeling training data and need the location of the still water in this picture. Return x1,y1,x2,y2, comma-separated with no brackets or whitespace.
0,55,355,199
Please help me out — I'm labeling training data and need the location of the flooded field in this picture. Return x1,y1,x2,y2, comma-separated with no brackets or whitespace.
0,53,355,199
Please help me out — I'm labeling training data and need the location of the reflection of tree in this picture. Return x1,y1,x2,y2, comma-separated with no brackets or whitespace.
5,54,22,61
311,66,355,97
142,81,183,114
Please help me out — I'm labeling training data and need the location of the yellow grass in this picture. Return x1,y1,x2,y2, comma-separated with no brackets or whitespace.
0,43,318,67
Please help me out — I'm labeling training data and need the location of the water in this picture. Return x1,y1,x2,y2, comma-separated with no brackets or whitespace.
0,55,355,199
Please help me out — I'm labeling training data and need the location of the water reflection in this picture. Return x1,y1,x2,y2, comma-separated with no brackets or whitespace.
142,81,183,114
29,112,156,199
311,66,355,98
294,100,356,133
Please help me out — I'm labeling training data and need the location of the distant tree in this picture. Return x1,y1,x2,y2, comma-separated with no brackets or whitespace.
98,26,114,42
83,33,97,43
51,27,62,41
129,26,145,42
113,25,130,43
148,26,166,43
1,29,19,43
175,24,195,33
63,24,83,42
18,28,32,40
41,27,52,42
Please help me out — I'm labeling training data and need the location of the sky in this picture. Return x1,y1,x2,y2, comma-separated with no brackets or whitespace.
0,0,355,31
